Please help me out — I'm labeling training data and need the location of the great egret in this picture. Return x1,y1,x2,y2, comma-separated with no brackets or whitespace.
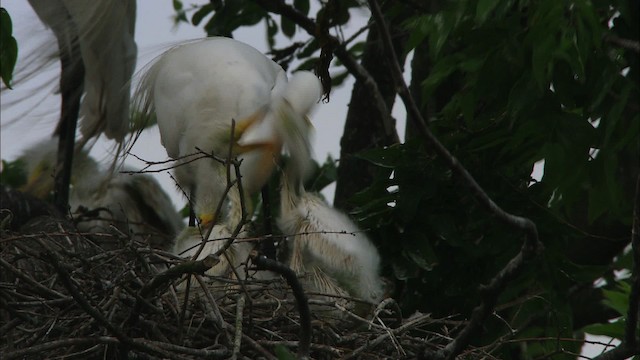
18,138,183,250
277,150,384,309
134,37,321,228
28,0,137,142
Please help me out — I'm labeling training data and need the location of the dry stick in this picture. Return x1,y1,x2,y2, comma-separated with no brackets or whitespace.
231,294,247,360
4,337,230,360
366,1,542,359
193,274,232,345
39,239,178,359
251,252,312,359
593,174,640,360
344,312,435,360
0,257,71,300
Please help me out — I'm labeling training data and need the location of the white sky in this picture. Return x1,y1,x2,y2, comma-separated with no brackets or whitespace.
0,2,618,357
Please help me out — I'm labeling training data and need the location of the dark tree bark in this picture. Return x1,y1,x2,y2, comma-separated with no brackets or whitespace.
333,15,408,211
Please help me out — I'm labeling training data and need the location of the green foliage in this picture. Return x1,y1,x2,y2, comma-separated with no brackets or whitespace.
274,344,296,360
0,158,27,188
354,0,637,356
0,7,18,89
582,281,631,339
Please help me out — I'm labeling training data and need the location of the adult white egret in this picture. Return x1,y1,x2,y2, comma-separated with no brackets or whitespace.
27,0,137,142
134,37,321,228
18,138,183,250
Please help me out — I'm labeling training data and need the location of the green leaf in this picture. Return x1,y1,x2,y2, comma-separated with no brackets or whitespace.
582,320,625,340
281,15,296,38
192,3,214,26
602,282,631,316
475,0,498,24
274,344,296,360
0,158,27,188
293,0,310,16
0,8,18,89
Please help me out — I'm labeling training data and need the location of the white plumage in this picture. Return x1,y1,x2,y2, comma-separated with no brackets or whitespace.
28,0,137,142
278,173,385,305
134,37,321,227
18,138,183,249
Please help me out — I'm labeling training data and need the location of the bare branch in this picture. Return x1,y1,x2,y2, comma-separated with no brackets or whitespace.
605,34,640,53
250,251,312,359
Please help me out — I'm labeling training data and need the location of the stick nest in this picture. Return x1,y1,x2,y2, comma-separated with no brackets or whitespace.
1,215,467,360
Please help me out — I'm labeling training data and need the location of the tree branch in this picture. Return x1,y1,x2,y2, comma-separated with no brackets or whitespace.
366,1,542,359
605,34,640,53
250,251,311,360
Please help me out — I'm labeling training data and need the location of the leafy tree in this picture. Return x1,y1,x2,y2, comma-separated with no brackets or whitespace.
177,0,639,358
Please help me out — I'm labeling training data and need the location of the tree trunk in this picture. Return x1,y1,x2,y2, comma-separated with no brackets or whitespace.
334,15,408,211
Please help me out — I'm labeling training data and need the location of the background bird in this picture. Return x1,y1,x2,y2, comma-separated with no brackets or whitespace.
134,37,321,228
28,0,137,142
26,0,137,211
18,137,183,250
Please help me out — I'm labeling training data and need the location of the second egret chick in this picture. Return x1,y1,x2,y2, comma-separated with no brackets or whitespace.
278,172,385,306
17,137,183,249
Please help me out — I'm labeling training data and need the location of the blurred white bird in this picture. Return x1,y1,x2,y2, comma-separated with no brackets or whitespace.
173,186,253,281
134,37,321,228
28,0,137,142
277,144,384,309
18,138,183,250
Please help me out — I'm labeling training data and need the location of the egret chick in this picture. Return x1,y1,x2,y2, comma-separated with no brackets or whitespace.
17,138,183,249
278,158,384,308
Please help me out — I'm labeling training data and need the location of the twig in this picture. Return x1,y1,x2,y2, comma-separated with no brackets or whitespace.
344,312,435,359
251,251,311,359
367,1,542,359
126,254,219,328
605,34,640,53
231,294,247,360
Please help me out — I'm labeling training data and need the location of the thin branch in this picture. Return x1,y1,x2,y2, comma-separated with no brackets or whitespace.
605,34,640,53
366,1,542,359
250,251,311,359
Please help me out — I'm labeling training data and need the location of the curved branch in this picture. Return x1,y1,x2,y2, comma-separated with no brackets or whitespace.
251,252,311,359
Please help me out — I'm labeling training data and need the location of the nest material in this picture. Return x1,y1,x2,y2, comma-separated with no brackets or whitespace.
1,195,463,359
